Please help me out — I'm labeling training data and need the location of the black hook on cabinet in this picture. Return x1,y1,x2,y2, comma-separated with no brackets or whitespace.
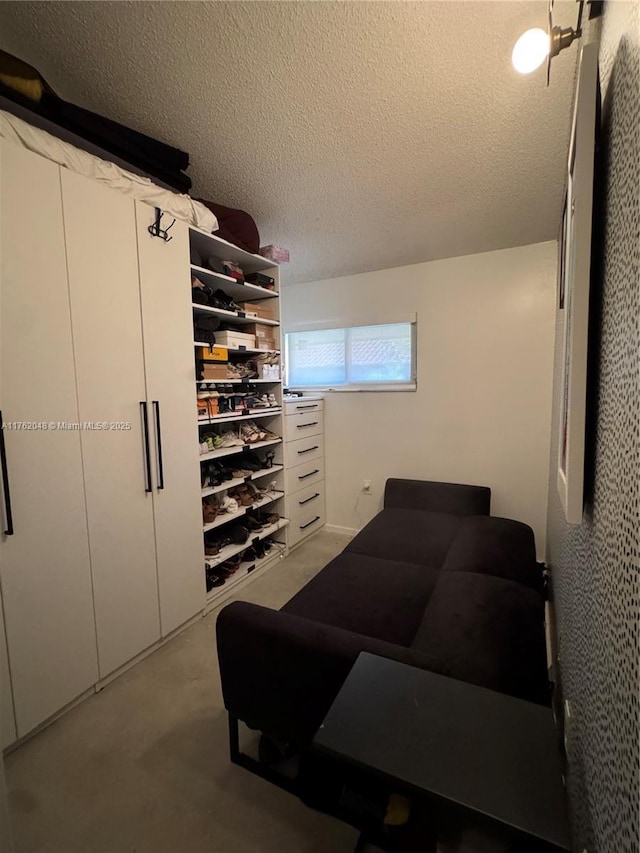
148,207,175,242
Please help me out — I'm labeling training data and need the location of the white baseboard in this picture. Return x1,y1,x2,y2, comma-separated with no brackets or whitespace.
324,524,359,538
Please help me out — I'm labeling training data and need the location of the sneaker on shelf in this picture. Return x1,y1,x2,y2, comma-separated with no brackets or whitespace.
240,422,265,444
202,497,219,525
219,429,243,447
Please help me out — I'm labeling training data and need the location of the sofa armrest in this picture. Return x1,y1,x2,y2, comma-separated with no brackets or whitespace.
216,601,445,747
383,478,491,516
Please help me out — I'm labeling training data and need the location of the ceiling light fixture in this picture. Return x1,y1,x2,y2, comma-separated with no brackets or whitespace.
512,0,602,85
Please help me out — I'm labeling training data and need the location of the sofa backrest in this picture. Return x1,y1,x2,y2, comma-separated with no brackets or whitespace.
384,478,491,517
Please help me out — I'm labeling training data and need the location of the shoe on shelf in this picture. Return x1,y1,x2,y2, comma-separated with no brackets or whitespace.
204,531,231,556
219,495,240,515
239,451,263,471
228,524,249,545
245,514,265,532
202,497,219,524
219,429,243,448
205,568,225,592
239,425,262,444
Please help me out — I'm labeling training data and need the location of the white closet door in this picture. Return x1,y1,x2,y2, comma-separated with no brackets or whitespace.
0,141,98,735
61,170,160,678
136,204,204,634
0,586,15,748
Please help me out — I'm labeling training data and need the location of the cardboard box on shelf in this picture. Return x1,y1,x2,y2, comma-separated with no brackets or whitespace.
246,324,278,340
215,331,257,349
201,363,229,381
197,346,228,362
239,302,276,321
257,338,277,351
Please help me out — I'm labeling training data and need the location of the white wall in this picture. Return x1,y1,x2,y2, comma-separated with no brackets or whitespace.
282,242,557,557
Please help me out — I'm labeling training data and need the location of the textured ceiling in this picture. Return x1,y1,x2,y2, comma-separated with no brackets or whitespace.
0,1,580,284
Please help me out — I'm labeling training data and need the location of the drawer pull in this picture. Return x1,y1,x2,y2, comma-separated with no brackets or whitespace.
296,404,318,410
300,516,321,530
298,469,319,480
297,445,319,455
299,492,320,506
296,421,318,429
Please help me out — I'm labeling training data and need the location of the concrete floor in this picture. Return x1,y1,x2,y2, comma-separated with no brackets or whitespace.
6,531,360,853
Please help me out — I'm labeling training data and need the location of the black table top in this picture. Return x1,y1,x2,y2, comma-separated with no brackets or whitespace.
313,653,570,851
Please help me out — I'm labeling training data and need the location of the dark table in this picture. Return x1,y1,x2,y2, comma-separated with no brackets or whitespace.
313,652,570,852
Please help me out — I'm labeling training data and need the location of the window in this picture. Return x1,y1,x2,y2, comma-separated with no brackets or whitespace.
285,322,416,391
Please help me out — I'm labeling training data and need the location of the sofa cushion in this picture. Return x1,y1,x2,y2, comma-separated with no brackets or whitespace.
283,552,439,647
345,508,462,568
442,516,543,593
411,571,549,703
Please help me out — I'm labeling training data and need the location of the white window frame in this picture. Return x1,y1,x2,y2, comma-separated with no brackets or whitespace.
284,316,417,392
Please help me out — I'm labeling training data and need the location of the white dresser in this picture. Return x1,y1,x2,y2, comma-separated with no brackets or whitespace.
283,396,325,548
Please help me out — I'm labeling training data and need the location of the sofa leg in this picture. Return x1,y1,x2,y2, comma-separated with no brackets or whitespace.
227,712,299,795
228,712,240,764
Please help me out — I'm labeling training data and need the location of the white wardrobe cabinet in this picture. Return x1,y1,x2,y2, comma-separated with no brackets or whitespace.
0,141,206,745
0,141,100,737
135,202,205,635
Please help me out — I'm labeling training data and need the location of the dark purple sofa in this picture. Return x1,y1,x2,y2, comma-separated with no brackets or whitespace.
216,479,549,752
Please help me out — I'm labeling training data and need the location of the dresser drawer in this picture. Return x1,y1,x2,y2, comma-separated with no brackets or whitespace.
284,435,324,469
284,410,324,442
288,507,326,547
286,459,324,494
285,398,324,416
290,482,325,515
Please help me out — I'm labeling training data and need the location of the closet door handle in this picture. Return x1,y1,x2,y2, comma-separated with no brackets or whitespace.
140,402,153,494
296,421,318,429
300,516,321,530
299,492,320,506
0,413,14,535
298,469,319,480
297,445,319,455
152,401,165,490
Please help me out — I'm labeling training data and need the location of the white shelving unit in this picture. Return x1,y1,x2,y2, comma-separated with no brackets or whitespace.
189,227,288,608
